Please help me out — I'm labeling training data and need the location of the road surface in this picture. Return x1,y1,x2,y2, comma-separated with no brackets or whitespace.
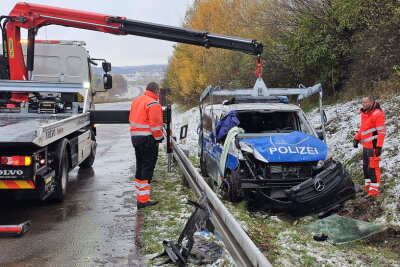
0,102,143,266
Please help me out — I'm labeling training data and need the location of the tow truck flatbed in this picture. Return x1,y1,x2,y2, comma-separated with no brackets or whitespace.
0,113,90,146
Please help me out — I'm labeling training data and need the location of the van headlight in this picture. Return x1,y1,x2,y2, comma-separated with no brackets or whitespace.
315,149,334,170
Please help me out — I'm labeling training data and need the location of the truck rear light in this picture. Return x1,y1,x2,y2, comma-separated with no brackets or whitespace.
39,158,46,166
0,156,32,166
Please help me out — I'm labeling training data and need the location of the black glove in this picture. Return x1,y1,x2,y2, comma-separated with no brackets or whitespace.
155,138,164,143
353,139,359,148
374,147,382,157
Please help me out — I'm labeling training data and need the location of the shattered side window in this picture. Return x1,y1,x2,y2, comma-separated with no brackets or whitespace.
300,215,386,244
298,112,313,135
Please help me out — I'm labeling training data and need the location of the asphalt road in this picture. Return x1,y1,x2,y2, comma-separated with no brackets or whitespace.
0,102,143,266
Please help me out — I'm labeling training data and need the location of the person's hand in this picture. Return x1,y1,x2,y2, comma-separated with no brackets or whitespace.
374,147,382,157
353,139,359,148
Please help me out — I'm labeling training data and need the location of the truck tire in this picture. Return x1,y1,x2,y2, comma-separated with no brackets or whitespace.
49,139,70,202
51,150,69,202
79,130,96,169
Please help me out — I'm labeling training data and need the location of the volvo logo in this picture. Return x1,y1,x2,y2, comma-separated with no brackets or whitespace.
0,170,23,176
314,179,325,192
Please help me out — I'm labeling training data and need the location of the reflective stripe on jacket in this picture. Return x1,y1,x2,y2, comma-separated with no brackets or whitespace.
129,90,163,140
355,102,386,149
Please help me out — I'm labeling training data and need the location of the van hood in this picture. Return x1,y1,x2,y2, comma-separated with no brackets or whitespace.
239,131,329,163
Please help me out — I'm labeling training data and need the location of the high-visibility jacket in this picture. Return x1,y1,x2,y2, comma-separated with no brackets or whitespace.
129,90,163,141
355,102,386,149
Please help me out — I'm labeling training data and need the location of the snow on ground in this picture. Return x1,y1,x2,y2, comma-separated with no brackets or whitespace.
171,96,400,226
308,96,400,226
171,105,201,157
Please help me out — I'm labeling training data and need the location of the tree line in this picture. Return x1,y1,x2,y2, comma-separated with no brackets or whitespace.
163,0,400,109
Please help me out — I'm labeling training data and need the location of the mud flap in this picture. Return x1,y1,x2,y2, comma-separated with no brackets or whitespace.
152,193,211,266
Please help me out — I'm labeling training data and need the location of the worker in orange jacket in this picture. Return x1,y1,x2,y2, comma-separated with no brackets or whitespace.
353,96,386,196
129,82,164,209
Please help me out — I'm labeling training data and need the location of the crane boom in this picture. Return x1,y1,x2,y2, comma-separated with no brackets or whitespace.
1,2,263,83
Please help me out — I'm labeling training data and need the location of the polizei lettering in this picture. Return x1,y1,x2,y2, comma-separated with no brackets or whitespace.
269,146,319,155
0,170,23,176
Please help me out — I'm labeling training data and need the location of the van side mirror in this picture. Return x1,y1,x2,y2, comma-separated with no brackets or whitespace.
102,62,111,72
103,74,112,90
317,131,324,140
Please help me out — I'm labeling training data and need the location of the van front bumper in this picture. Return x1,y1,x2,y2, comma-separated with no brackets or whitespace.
254,161,356,217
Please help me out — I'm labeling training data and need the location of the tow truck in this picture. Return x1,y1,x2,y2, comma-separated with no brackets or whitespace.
0,2,263,201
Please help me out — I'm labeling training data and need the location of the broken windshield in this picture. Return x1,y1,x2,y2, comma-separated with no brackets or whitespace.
237,111,300,134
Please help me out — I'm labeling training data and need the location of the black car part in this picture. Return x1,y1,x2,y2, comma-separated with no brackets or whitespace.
153,193,212,266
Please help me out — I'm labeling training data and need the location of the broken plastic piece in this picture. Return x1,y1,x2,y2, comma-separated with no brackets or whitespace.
313,234,329,241
152,193,211,266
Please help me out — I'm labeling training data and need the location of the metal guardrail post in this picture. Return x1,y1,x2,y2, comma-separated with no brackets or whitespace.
166,104,173,172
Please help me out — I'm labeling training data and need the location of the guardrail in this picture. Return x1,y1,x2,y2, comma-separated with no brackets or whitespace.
170,137,272,267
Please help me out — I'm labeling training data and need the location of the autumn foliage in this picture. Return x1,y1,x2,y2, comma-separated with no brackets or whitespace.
164,0,400,109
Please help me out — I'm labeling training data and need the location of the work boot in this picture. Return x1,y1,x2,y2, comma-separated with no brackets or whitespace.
137,200,159,210
368,190,379,196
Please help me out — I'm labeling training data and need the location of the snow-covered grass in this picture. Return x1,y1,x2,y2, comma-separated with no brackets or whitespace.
140,148,234,266
308,96,400,226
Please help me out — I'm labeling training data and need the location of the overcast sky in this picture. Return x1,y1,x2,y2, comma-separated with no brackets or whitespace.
0,1,193,66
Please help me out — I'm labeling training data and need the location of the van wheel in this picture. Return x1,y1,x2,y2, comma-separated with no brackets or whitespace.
223,170,242,203
79,130,96,169
51,151,69,202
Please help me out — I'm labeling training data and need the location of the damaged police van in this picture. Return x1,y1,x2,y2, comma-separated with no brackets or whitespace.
198,79,356,217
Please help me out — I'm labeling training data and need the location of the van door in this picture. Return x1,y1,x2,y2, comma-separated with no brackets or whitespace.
201,106,223,182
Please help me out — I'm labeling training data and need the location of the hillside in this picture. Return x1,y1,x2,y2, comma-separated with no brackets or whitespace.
92,64,167,75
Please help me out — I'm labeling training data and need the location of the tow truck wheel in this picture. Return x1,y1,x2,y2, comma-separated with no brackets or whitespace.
79,130,96,169
51,150,69,202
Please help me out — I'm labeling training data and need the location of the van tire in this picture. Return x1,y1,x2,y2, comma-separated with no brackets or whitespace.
223,169,242,203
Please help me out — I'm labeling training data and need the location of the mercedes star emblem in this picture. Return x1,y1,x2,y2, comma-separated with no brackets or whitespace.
314,179,325,192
